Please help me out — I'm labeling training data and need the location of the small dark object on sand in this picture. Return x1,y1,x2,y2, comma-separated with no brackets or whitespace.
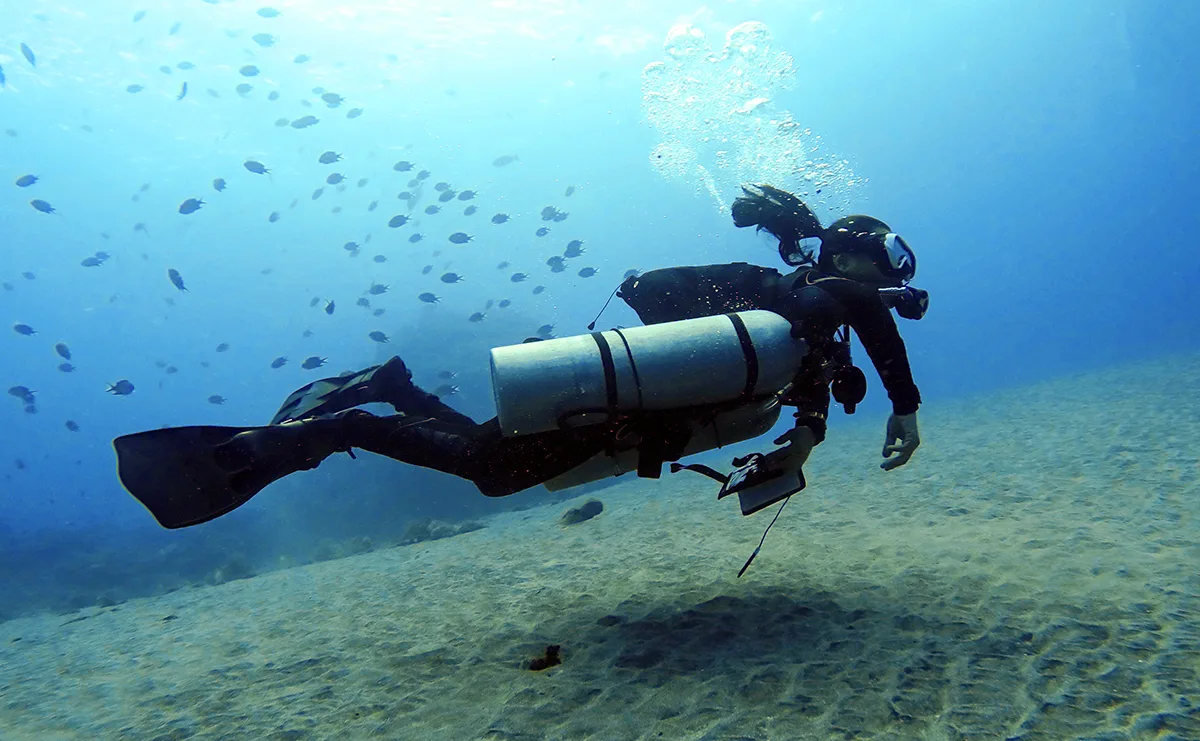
528,645,561,671
560,499,603,526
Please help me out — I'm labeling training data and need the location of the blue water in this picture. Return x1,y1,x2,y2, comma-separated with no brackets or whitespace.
1,0,1197,618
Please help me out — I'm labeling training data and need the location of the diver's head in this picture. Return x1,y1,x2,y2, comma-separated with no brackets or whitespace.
818,215,916,288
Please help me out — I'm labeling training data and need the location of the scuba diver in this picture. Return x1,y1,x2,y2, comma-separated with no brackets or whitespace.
114,184,928,533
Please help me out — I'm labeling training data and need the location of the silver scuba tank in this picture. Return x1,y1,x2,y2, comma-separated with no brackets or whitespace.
490,310,806,437
542,397,782,492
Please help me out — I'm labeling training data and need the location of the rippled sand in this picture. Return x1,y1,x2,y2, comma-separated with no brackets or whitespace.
2,355,1198,740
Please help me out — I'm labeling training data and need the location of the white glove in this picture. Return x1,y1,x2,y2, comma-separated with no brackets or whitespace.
881,412,920,470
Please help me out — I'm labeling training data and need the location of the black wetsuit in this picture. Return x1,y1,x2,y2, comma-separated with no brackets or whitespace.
772,267,921,442
287,263,921,497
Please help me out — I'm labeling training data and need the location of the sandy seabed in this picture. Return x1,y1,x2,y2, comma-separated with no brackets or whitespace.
2,355,1199,741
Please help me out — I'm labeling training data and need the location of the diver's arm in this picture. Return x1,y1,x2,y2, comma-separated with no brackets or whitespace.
772,278,844,444
817,279,921,415
784,356,831,444
821,278,922,469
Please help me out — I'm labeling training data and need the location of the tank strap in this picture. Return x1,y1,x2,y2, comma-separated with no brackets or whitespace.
610,329,644,410
590,332,620,414
726,313,759,399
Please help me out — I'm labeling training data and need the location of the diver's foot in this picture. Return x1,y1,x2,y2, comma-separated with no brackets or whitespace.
213,412,364,476
369,356,452,418
370,356,414,391
368,356,427,413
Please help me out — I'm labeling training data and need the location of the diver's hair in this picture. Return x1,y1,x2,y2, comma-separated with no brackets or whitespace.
816,246,838,274
732,184,824,244
732,184,825,268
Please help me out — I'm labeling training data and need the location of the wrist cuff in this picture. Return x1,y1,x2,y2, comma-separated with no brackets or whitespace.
795,414,827,445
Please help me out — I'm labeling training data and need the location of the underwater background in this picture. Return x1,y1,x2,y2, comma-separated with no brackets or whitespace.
1,1,1199,739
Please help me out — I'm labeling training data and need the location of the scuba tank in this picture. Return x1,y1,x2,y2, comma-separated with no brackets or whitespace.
489,310,807,437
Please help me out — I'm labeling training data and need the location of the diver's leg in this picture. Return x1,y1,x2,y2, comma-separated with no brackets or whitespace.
341,412,613,497
272,356,474,426
114,409,607,529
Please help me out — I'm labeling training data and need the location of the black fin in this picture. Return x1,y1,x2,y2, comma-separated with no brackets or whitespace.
113,424,310,529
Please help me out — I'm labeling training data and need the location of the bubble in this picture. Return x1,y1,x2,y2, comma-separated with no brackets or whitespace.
663,23,709,60
641,20,863,217
727,21,773,55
